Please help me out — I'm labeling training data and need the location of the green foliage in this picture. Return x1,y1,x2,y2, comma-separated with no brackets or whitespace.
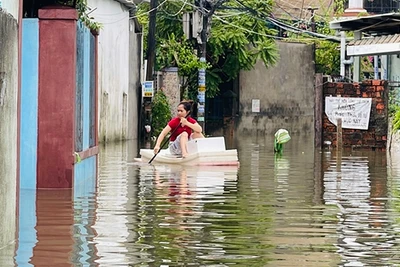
49,1,103,31
137,0,279,99
392,106,400,131
75,0,102,31
151,90,172,137
389,86,400,131
314,27,341,75
209,0,279,77
156,34,211,96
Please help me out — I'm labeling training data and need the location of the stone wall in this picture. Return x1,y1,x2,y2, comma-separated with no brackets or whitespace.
0,9,18,249
161,67,180,117
322,80,388,149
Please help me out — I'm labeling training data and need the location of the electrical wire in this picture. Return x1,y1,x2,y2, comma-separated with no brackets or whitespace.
232,0,341,41
129,0,170,19
214,10,248,18
273,0,334,21
212,14,285,39
168,0,189,16
129,0,340,42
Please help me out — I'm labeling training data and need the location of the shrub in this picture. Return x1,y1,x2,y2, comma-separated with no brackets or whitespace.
151,90,172,138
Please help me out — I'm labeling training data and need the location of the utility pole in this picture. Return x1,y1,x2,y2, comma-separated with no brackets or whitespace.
196,0,225,132
142,0,157,144
307,7,318,32
146,0,158,81
196,0,208,131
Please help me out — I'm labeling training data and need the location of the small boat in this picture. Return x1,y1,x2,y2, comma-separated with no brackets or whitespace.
134,137,239,166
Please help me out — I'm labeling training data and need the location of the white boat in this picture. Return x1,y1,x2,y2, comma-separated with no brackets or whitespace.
134,137,239,166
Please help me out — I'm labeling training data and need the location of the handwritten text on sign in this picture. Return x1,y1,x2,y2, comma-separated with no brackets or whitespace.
325,97,372,130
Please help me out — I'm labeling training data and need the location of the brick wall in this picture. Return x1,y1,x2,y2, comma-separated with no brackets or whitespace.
322,80,388,149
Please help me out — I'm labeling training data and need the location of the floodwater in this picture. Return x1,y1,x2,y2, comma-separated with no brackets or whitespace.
3,134,400,266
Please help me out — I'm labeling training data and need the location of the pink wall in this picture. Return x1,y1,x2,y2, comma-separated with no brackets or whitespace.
37,8,78,188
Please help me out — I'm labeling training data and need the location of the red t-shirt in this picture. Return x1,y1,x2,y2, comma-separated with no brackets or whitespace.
168,117,197,141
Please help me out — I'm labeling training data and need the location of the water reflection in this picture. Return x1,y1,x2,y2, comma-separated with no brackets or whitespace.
31,190,74,267
6,137,400,266
136,164,241,265
323,150,400,266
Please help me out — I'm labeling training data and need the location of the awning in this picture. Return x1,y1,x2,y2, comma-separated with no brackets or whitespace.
347,34,400,56
330,13,400,35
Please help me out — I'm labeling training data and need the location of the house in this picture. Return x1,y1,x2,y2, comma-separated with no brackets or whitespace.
330,0,400,84
86,0,143,142
14,0,143,191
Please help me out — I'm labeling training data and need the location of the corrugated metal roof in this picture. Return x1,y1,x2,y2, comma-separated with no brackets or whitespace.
348,34,400,46
330,12,400,34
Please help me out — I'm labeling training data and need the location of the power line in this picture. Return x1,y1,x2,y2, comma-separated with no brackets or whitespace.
232,0,341,41
176,0,341,42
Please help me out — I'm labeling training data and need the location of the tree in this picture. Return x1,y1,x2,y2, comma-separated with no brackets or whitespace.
313,23,341,75
137,0,279,100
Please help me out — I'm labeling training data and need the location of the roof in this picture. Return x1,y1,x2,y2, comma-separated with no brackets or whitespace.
346,33,400,56
348,33,400,46
330,12,400,35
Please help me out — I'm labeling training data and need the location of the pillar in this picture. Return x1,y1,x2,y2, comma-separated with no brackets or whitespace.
37,7,78,188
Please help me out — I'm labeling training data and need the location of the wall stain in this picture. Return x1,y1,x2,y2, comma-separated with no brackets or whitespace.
0,72,5,107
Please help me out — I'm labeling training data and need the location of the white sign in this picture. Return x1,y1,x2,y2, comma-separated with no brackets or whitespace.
252,99,260,113
198,91,205,102
325,97,372,130
142,81,154,97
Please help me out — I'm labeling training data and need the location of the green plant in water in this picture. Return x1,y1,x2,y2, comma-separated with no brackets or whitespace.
151,90,172,138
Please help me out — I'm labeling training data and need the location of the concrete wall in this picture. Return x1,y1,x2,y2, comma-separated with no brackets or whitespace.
237,41,315,138
88,0,136,142
74,22,98,192
0,10,18,249
76,21,97,151
1,0,19,20
20,19,39,190
74,156,96,198
128,19,142,141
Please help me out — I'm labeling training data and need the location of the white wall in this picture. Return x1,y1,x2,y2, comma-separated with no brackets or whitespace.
0,10,17,250
87,0,133,142
389,55,400,82
1,0,19,20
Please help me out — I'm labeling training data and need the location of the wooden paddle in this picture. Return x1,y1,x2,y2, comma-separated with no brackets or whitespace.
148,113,190,164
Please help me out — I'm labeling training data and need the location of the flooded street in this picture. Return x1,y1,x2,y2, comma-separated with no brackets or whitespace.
4,134,400,266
